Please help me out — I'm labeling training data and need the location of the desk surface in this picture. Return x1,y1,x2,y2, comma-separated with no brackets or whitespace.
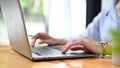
0,45,120,68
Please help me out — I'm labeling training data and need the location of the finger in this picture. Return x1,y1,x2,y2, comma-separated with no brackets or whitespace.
31,38,37,46
70,45,90,52
71,40,91,51
31,33,40,39
73,38,101,53
39,40,46,44
61,41,79,50
70,45,84,51
61,41,79,54
31,35,38,39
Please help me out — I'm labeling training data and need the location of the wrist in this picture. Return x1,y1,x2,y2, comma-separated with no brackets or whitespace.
53,38,67,45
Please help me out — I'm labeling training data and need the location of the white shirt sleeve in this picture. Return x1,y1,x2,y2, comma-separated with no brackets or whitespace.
66,8,108,42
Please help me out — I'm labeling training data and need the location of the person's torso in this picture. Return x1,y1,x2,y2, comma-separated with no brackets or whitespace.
99,5,120,42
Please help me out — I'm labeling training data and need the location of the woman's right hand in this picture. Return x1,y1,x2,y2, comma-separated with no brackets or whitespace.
30,33,59,46
61,37,102,54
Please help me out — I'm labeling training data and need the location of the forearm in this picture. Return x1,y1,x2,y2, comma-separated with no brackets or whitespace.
54,38,67,45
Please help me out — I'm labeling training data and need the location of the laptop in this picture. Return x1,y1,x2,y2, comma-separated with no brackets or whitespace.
0,0,99,61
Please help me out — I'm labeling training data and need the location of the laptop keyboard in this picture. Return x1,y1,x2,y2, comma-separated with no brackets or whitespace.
30,45,99,59
30,46,62,56
48,45,63,51
31,45,87,56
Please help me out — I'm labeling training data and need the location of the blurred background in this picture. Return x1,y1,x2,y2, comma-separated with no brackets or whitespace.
0,0,111,45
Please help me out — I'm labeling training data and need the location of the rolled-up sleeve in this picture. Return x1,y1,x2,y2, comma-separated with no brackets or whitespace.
66,8,108,42
66,0,115,43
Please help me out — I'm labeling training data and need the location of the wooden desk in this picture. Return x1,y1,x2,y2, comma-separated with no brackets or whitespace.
0,45,120,68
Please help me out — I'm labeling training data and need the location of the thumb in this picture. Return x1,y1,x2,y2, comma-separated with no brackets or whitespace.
39,40,47,44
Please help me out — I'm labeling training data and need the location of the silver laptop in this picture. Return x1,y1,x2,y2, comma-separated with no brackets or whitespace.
0,0,99,61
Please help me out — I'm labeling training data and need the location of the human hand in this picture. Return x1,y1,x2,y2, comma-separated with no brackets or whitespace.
61,37,102,54
30,33,58,46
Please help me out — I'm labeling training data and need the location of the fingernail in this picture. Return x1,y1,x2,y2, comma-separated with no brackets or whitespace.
61,49,66,54
62,51,65,54
62,52,65,54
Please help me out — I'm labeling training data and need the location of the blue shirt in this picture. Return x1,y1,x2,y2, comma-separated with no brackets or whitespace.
66,0,120,42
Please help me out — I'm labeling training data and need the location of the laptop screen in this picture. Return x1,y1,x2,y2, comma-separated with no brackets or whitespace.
0,0,32,59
